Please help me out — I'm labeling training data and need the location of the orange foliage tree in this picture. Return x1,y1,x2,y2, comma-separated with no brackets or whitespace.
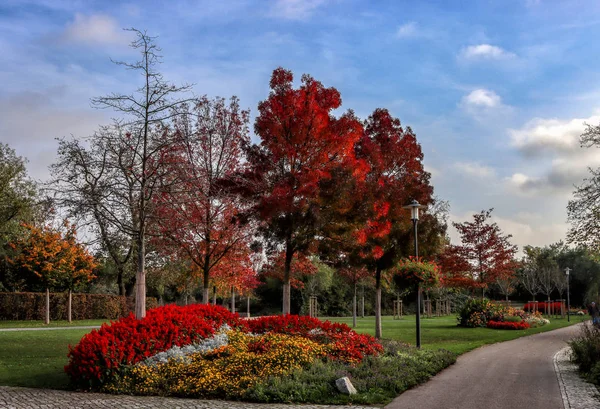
8,221,96,323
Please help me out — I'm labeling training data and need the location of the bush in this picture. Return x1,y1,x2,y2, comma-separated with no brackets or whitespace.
65,304,242,389
457,298,505,327
523,301,563,314
0,292,157,320
569,322,600,385
243,340,457,405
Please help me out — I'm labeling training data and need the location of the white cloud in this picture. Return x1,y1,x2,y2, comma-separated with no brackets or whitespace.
61,14,131,46
396,22,418,38
509,115,600,156
460,44,516,60
462,88,501,108
270,0,328,20
454,162,495,178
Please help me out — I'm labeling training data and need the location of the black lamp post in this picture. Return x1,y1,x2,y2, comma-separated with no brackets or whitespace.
404,199,426,348
565,267,571,322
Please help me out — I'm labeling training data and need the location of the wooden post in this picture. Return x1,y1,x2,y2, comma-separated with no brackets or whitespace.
67,290,72,323
309,296,318,318
45,288,50,325
393,300,403,319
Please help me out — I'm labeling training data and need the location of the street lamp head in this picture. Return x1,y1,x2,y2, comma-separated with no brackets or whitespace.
403,199,426,221
565,267,571,276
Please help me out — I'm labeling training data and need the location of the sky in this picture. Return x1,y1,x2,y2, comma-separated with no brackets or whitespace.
1,0,600,253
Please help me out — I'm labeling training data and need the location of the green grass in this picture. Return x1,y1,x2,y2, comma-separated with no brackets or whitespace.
328,314,587,354
0,314,586,391
0,319,107,329
0,329,90,389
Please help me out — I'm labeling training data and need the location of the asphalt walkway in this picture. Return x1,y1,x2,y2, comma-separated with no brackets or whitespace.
385,324,599,409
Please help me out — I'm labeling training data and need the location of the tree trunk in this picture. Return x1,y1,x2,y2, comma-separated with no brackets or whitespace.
375,267,382,339
67,289,72,323
202,287,209,305
45,287,50,325
135,234,146,319
283,244,293,315
213,286,217,305
231,287,236,314
246,296,250,318
352,282,357,328
361,285,365,318
117,266,126,296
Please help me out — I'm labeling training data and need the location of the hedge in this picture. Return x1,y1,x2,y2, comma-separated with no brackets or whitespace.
0,292,158,321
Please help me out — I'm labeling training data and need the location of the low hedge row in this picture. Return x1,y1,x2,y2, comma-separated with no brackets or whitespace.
0,292,158,320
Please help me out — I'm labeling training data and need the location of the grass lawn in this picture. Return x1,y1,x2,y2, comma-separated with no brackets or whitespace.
329,314,587,354
0,329,90,389
0,319,107,329
0,314,586,390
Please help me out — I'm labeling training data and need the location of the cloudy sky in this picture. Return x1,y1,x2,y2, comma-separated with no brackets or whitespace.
2,0,600,252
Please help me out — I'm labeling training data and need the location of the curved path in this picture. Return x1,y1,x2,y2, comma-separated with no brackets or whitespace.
385,324,597,409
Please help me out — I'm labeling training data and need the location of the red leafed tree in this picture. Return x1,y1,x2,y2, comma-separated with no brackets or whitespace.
338,266,371,327
153,96,252,304
353,109,434,338
261,251,318,290
452,209,518,298
437,244,481,290
244,67,364,314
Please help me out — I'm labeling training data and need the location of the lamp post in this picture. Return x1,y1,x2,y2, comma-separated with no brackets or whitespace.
565,267,571,322
404,199,426,348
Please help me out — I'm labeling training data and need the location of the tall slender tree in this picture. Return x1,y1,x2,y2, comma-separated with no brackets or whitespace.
243,67,364,314
51,30,193,318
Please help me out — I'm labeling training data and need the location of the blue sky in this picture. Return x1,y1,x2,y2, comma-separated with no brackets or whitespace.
2,0,600,251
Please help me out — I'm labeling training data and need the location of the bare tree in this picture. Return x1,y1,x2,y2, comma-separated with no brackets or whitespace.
519,246,541,302
50,29,193,318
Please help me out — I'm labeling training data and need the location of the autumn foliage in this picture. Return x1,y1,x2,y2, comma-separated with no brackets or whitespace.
8,222,96,291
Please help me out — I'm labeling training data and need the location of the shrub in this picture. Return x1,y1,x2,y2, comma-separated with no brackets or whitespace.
569,322,600,385
243,340,457,405
523,301,563,314
457,298,505,327
486,320,530,330
65,304,241,389
0,292,158,320
244,314,383,363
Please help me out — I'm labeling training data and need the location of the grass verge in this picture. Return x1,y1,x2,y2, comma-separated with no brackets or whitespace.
0,329,89,389
0,319,107,329
329,314,587,354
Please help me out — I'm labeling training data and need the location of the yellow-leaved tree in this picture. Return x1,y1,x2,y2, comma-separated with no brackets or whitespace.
8,221,97,323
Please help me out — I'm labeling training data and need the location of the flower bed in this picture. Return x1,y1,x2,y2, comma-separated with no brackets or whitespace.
244,314,383,363
458,298,547,329
486,320,530,330
65,304,242,389
65,304,383,396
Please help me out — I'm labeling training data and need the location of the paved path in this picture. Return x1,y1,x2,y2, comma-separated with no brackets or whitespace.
0,386,372,409
385,324,599,409
0,326,100,332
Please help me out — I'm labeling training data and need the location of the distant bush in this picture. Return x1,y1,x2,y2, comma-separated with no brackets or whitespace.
569,322,600,385
0,292,157,320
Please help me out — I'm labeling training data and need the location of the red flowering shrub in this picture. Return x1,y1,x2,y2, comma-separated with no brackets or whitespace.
245,314,383,363
486,320,530,330
65,304,241,389
523,301,563,314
